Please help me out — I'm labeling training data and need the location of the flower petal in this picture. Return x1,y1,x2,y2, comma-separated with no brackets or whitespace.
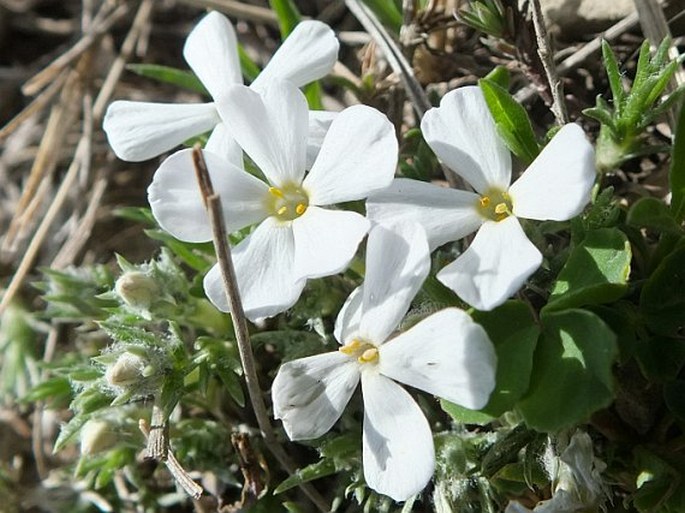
361,371,434,501
358,222,430,344
217,81,307,187
509,123,596,221
421,86,511,193
379,308,497,409
303,105,397,205
437,217,542,311
367,178,483,250
148,148,269,243
293,206,369,281
251,20,339,90
183,11,242,100
103,101,219,161
334,285,363,345
203,217,304,320
272,351,360,440
306,110,337,169
205,122,243,169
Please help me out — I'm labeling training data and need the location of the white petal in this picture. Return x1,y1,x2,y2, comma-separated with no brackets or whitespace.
421,86,511,193
251,20,339,90
334,285,363,345
183,11,242,100
306,110,337,169
303,105,397,205
367,178,483,250
217,82,307,187
437,217,542,311
293,207,369,281
362,371,434,501
509,123,596,221
359,223,430,344
272,352,360,440
103,101,219,161
148,148,269,243
203,217,304,321
205,122,243,169
379,308,497,409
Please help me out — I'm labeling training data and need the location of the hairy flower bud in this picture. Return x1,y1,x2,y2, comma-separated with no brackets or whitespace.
105,352,147,388
115,271,158,310
80,419,116,455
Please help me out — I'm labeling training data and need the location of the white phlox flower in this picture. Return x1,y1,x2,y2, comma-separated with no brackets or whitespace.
148,80,398,321
367,86,596,311
271,222,497,502
103,11,339,164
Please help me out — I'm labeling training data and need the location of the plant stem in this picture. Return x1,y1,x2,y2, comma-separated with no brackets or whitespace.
191,146,330,513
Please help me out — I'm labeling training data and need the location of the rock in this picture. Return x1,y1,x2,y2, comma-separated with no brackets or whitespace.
540,0,636,38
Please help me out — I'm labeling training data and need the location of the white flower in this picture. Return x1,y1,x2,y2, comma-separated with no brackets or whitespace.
103,11,339,163
271,222,497,501
367,86,596,311
149,80,398,321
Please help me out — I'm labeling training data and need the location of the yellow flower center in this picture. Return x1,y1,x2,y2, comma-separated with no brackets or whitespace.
266,183,309,221
476,188,513,222
339,338,379,365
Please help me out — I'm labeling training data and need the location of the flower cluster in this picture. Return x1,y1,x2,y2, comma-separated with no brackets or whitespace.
104,10,597,503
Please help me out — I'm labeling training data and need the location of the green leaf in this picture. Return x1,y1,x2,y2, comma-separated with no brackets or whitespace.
361,0,403,33
670,103,685,222
269,0,301,37
238,45,260,82
627,197,682,234
601,39,625,113
441,399,495,425
640,241,685,336
545,228,631,311
636,336,685,382
484,65,510,89
274,459,336,494
517,309,617,432
479,78,540,164
126,64,208,95
664,380,685,422
481,424,536,478
582,105,616,131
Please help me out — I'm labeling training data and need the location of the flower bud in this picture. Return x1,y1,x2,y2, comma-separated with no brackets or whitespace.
115,271,158,310
80,419,116,455
105,352,147,388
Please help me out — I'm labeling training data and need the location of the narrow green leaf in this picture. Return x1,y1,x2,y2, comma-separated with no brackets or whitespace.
627,197,682,234
361,0,403,33
126,64,208,95
274,459,336,494
670,103,685,221
269,0,301,37
583,106,616,132
479,78,540,164
484,65,510,89
601,39,625,113
518,309,617,432
238,45,260,82
545,228,632,311
632,40,652,93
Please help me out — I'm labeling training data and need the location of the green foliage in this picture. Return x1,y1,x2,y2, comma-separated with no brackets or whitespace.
640,240,685,336
361,0,403,33
518,309,618,432
456,0,506,39
479,78,541,164
126,64,208,95
584,38,685,172
545,228,632,311
670,103,685,222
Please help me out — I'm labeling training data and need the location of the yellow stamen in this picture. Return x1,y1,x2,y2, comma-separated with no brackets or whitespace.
295,203,307,216
358,348,379,364
339,339,362,355
269,187,284,198
479,196,490,208
494,202,508,215
277,206,288,216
